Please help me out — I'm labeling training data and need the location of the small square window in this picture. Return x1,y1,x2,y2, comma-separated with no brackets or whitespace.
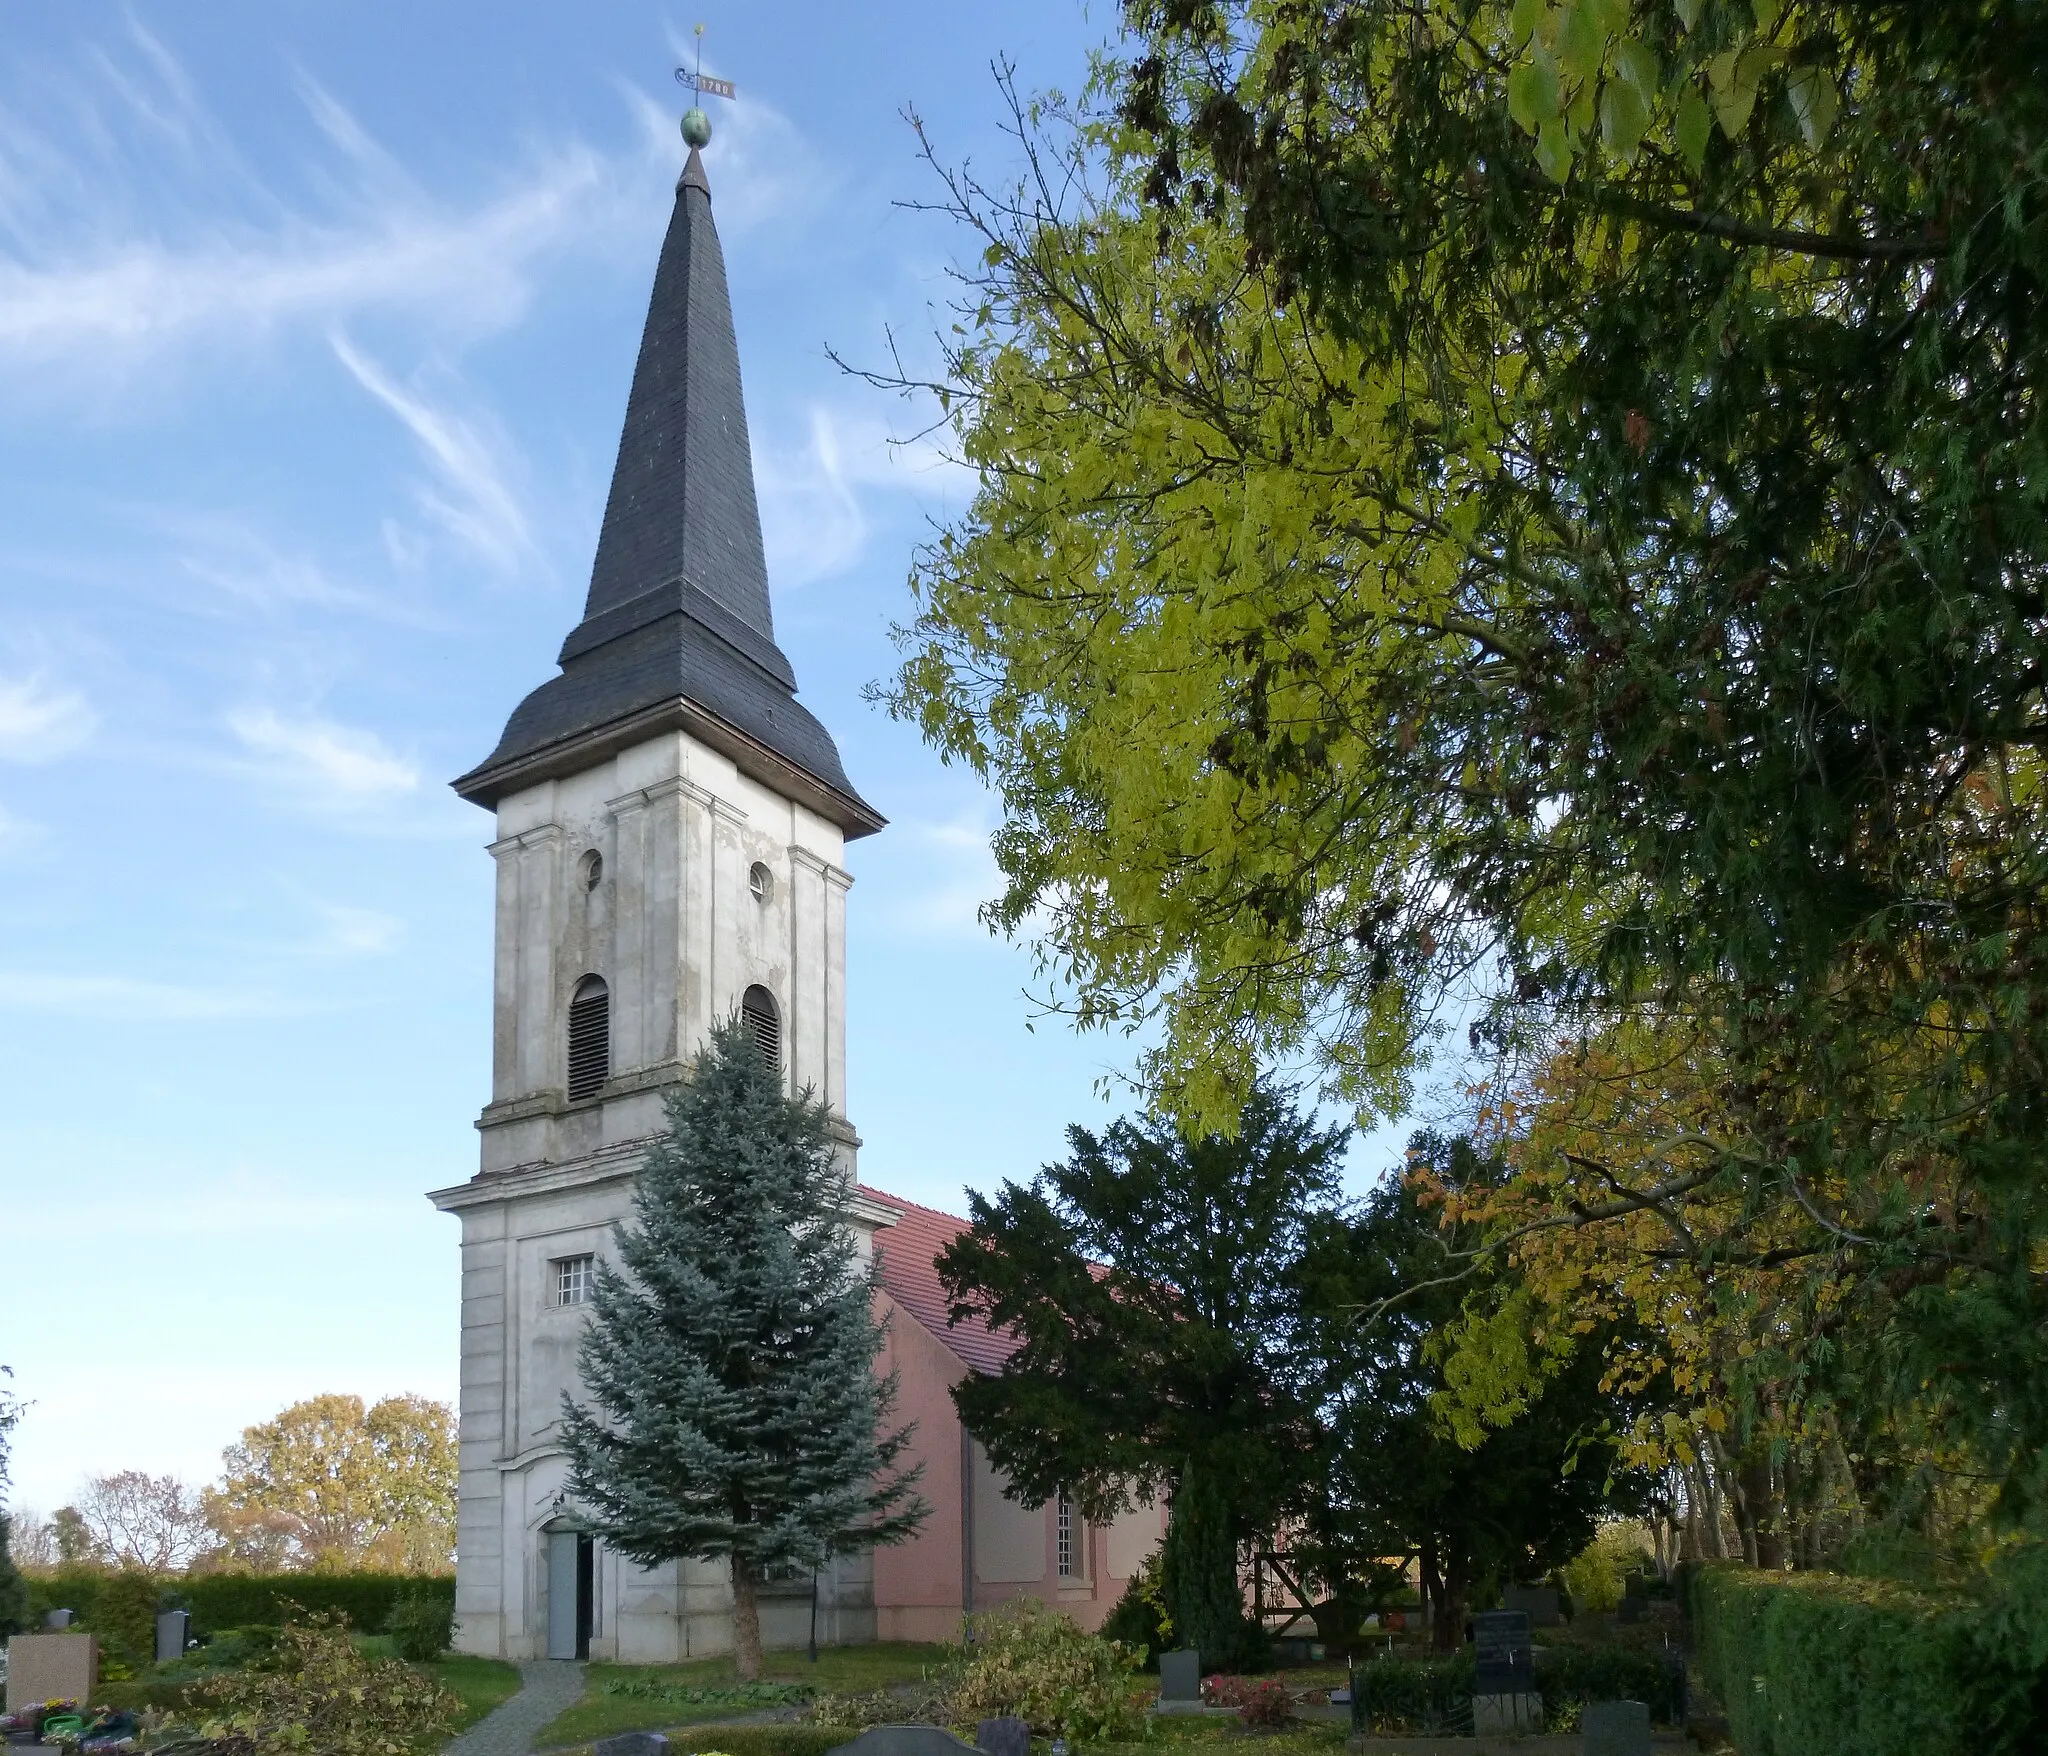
553,1254,594,1307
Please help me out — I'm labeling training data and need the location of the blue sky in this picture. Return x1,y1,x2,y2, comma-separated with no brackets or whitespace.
0,2,1404,1518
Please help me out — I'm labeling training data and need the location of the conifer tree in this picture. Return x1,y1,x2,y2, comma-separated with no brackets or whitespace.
560,1017,927,1678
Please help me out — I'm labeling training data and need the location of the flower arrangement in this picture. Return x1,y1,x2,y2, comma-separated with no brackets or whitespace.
1201,1674,1295,1728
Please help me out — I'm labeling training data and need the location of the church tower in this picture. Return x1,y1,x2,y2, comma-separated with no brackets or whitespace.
430,127,892,1663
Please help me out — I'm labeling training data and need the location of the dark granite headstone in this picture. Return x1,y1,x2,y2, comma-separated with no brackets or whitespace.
595,1734,670,1756
155,1610,191,1664
1502,1584,1562,1628
1582,1699,1652,1756
1157,1648,1202,1702
976,1717,1029,1756
825,1728,983,1756
1470,1610,1533,1696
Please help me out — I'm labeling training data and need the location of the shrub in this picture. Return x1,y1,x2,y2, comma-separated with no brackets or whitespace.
1201,1675,1292,1727
90,1571,162,1667
1099,1551,1172,1667
1350,1652,1473,1736
1350,1644,1679,1736
1687,1562,2047,1756
151,1626,281,1682
1530,1646,1680,1724
951,1598,1149,1740
195,1612,458,1756
607,1681,811,1709
806,1683,952,1730
386,1591,454,1663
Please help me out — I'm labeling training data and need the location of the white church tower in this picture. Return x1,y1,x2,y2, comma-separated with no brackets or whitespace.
430,130,893,1663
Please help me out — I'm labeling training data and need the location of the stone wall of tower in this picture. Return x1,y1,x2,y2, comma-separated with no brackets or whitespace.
479,723,853,1171
434,723,870,1662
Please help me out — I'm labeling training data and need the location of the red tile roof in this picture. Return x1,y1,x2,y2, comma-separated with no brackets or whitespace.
860,1184,1021,1376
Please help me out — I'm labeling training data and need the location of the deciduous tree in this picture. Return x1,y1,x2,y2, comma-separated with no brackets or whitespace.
75,1471,212,1573
881,0,2048,1522
209,1393,455,1572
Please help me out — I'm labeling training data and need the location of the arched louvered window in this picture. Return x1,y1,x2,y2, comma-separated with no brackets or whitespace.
740,984,781,1074
567,975,610,1102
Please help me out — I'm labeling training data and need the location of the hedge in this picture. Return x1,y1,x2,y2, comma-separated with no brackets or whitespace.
21,1569,453,1641
1350,1646,1679,1735
1686,1563,2046,1756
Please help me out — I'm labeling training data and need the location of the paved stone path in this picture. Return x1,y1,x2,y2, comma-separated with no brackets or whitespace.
444,1658,586,1756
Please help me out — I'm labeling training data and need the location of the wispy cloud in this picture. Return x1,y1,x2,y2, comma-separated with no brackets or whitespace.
0,32,618,388
227,706,420,803
0,675,96,762
756,403,973,586
0,972,284,1020
875,816,1008,941
330,336,533,573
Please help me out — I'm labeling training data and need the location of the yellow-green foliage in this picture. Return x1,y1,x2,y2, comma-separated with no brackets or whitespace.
1688,1563,2044,1756
951,1599,1149,1741
1559,1523,1652,1614
196,1613,458,1756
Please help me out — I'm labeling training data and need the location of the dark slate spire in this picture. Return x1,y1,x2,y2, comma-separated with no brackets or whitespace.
583,145,773,639
454,146,882,836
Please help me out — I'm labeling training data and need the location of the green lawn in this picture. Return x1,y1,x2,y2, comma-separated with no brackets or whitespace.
425,1653,527,1729
539,1643,951,1747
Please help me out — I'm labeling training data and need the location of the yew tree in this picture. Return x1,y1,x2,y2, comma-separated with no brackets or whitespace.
885,2,2048,1519
937,1083,1344,1664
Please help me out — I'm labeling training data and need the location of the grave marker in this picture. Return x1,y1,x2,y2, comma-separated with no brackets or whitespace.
976,1717,1029,1756
1469,1609,1540,1734
1582,1698,1652,1756
1158,1648,1202,1703
4,1633,98,1713
1503,1583,1562,1628
156,1610,191,1664
595,1735,670,1756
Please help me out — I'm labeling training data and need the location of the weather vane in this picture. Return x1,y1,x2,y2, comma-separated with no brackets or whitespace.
674,23,736,148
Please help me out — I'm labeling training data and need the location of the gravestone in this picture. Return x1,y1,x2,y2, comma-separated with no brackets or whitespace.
1503,1584,1562,1628
1157,1648,1203,1703
976,1717,1029,1756
1469,1609,1539,1734
4,1633,98,1713
155,1610,191,1664
1582,1699,1652,1756
1471,1611,1533,1695
825,1728,983,1756
595,1735,670,1756
44,1609,73,1630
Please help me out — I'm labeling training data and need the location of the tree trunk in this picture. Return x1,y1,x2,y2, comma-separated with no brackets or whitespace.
731,1554,763,1681
1433,1546,1469,1654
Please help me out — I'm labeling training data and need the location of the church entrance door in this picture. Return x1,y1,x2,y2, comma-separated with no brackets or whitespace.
546,1529,594,1660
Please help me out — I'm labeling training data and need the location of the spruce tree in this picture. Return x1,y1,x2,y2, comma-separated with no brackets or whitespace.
560,1017,927,1678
